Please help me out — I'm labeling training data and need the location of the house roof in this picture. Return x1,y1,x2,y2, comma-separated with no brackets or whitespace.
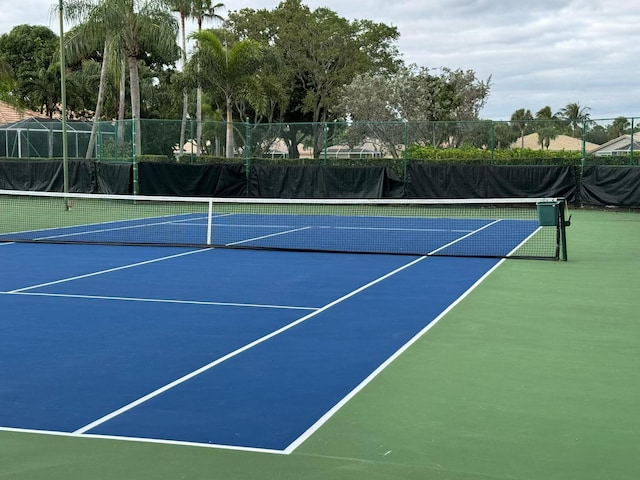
511,133,598,152
0,100,45,123
589,134,640,154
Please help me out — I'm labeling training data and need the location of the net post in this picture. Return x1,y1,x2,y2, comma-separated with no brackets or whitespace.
558,199,569,261
206,199,213,245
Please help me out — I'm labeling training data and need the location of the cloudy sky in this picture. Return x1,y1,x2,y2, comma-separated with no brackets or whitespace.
2,0,639,121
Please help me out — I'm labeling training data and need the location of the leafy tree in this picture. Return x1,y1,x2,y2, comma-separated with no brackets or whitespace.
225,0,400,157
585,124,609,145
0,58,15,100
0,25,58,112
64,59,101,119
493,121,519,149
338,66,491,157
441,68,491,121
188,30,264,157
17,66,60,117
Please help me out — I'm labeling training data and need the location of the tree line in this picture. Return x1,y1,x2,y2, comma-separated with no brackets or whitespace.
508,104,634,150
0,0,633,160
0,0,492,159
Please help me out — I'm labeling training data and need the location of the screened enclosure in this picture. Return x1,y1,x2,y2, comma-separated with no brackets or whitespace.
0,119,116,159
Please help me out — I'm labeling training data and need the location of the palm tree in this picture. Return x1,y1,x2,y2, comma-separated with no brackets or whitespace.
558,102,590,138
510,108,533,148
18,66,60,117
191,0,224,156
609,116,630,138
64,0,178,157
534,105,559,150
64,0,121,157
188,30,264,158
166,0,194,156
122,2,178,155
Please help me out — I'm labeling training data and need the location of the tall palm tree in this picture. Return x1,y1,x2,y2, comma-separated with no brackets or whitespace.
122,1,178,155
64,0,120,157
558,102,590,138
192,0,224,156
64,0,178,156
510,108,533,148
534,105,559,150
188,30,264,158
166,0,194,156
609,116,629,138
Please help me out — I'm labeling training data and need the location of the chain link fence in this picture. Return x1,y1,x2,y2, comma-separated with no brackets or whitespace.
1,118,638,169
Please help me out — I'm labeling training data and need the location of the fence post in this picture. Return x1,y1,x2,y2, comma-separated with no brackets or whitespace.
490,121,495,164
631,118,635,165
323,123,328,165
403,121,409,184
96,121,102,162
132,117,138,195
190,118,195,164
245,119,251,197
581,120,587,167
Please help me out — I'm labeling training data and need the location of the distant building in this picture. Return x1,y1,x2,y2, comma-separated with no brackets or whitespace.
589,134,640,156
511,133,598,152
320,142,382,159
0,100,45,123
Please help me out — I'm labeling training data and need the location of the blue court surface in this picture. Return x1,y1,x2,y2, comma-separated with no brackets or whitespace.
0,241,503,453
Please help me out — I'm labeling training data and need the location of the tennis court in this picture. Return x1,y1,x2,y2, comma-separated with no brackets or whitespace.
1,240,502,452
2,195,638,480
0,191,564,451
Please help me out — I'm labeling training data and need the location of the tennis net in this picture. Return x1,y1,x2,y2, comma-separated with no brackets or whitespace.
0,190,569,260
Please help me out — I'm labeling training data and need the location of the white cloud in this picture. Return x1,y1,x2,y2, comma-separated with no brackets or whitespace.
1,0,638,121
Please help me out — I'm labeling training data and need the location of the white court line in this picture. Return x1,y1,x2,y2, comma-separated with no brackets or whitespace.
334,226,473,233
8,248,211,293
1,212,198,238
35,213,235,241
2,212,232,240
428,219,502,255
284,219,524,453
183,223,474,234
72,220,501,444
0,291,318,311
0,426,287,455
506,225,544,258
72,254,428,436
225,226,312,246
36,220,182,240
4,219,519,452
283,257,507,454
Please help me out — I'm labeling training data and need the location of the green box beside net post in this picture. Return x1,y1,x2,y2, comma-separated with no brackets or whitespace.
537,200,559,226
